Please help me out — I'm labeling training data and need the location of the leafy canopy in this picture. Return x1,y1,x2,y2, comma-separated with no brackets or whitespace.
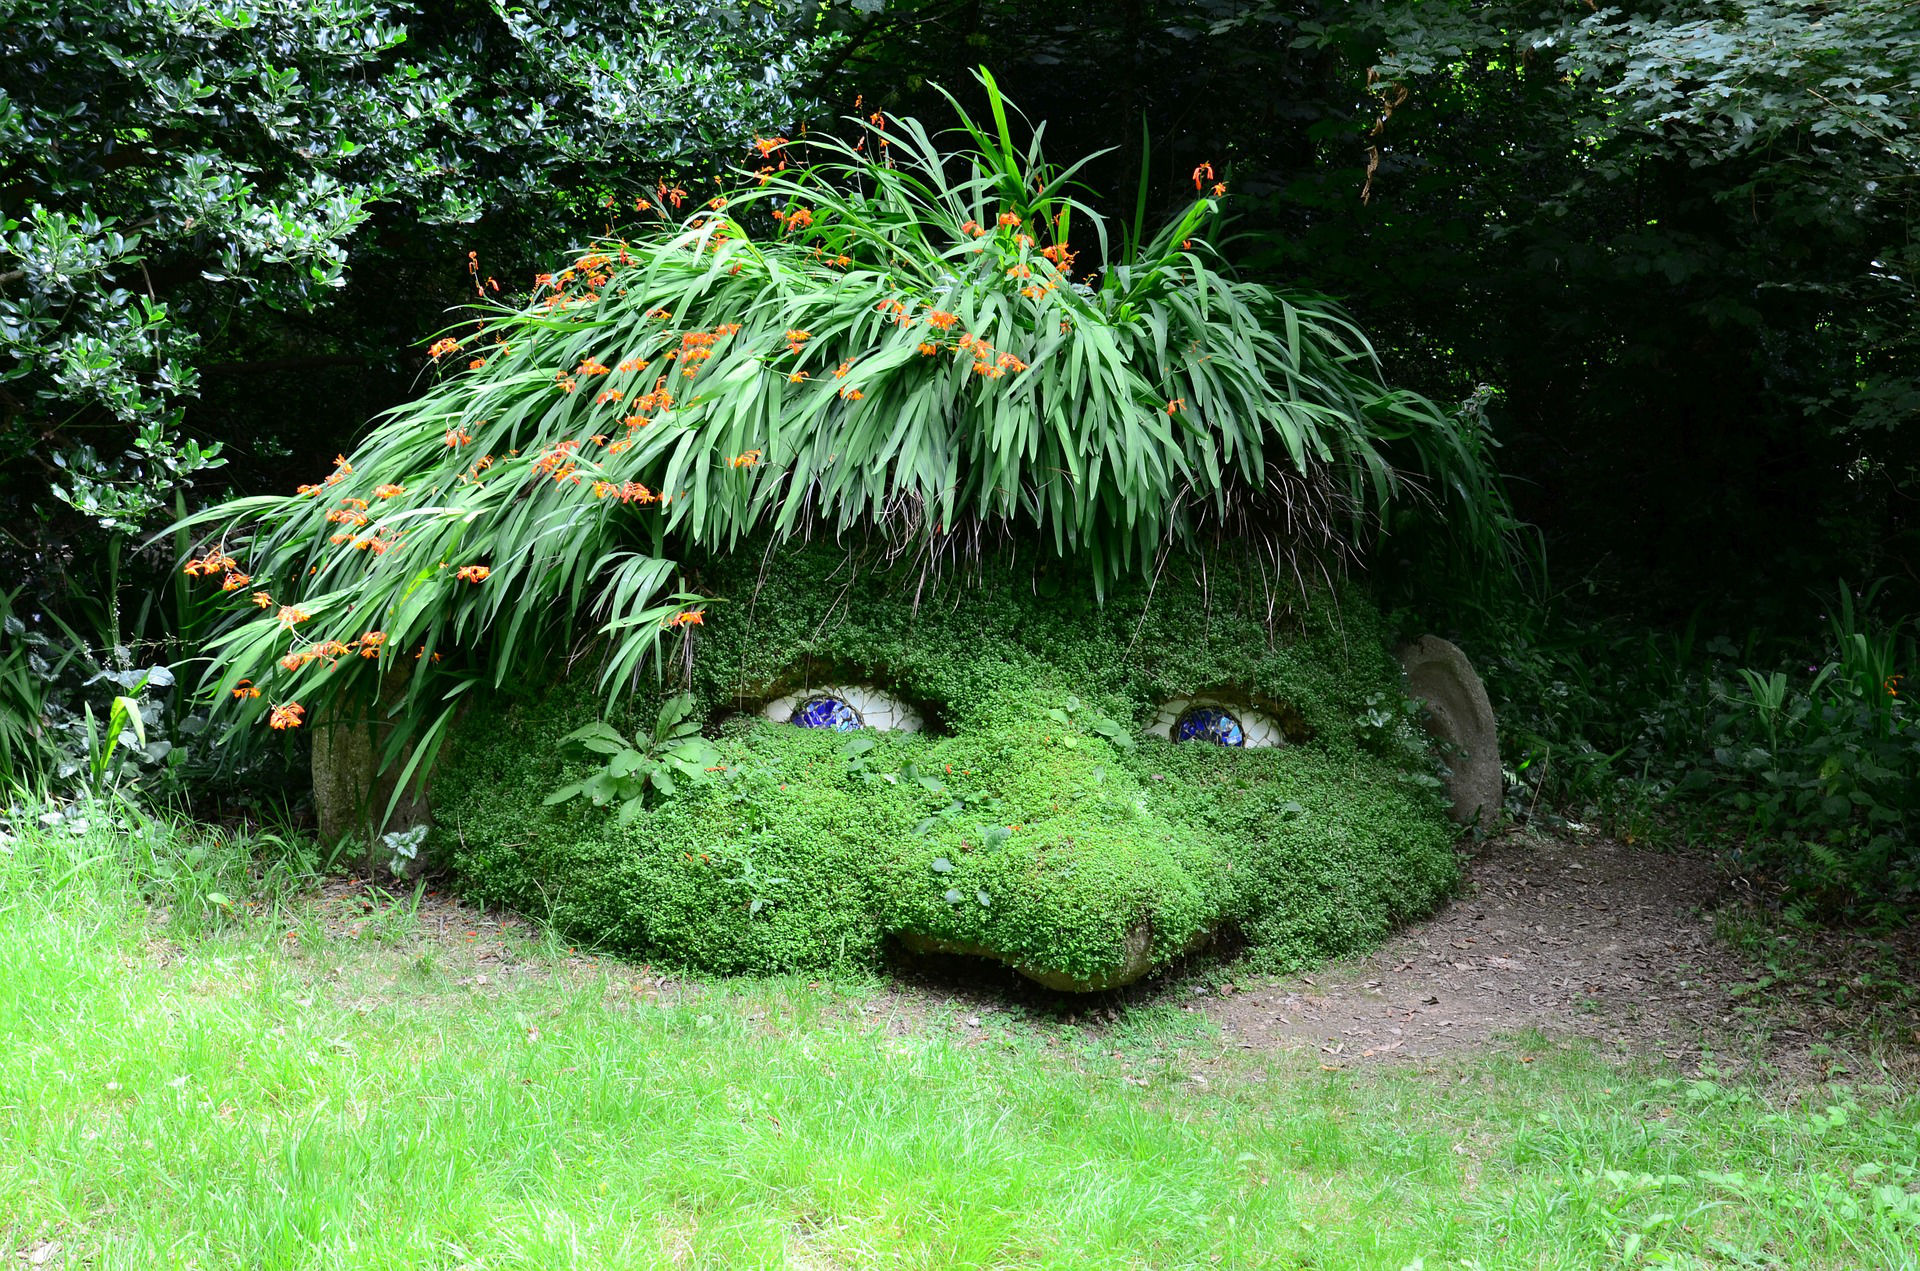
184,74,1509,785
0,0,829,535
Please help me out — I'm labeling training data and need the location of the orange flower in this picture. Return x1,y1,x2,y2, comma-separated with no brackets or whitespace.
713,323,742,337
834,360,853,378
445,427,473,448
251,591,274,609
359,631,387,658
333,455,353,475
1166,398,1186,415
578,358,611,376
468,358,486,371
840,387,864,401
373,484,406,499
997,212,1022,228
596,390,624,405
925,310,959,332
1210,181,1227,197
727,449,763,470
268,702,306,730
752,136,787,157
663,609,705,628
618,357,648,373
917,342,938,356
961,220,986,238
231,679,261,700
788,370,808,383
428,338,460,359
1191,162,1215,192
277,605,311,629
456,565,490,583
220,571,251,591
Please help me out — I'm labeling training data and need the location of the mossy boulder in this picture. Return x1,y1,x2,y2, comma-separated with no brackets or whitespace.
432,542,1459,988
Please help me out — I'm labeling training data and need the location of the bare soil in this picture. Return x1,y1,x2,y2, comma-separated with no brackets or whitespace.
303,830,1920,1083
1196,829,1920,1082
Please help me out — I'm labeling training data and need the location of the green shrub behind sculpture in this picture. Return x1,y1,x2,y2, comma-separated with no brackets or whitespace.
433,541,1458,987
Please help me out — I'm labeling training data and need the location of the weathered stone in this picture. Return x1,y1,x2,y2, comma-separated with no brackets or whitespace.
310,669,433,875
1398,635,1502,829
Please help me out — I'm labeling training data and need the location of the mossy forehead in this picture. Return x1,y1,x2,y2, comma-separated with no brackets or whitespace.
437,541,1456,986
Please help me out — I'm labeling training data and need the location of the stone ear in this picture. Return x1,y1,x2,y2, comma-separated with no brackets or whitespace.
1398,635,1501,830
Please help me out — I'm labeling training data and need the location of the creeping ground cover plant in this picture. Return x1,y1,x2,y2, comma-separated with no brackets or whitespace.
438,541,1458,988
179,76,1504,984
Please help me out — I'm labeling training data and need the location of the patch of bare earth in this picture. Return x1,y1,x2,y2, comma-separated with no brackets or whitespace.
1200,829,1920,1081
272,834,1916,1082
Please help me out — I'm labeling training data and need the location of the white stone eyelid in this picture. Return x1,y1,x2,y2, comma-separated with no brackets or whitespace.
1144,697,1288,748
760,684,925,732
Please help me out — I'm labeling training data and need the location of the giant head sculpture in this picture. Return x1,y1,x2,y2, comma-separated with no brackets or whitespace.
186,85,1505,989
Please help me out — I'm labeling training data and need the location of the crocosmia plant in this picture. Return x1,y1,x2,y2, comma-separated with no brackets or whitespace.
181,77,1504,981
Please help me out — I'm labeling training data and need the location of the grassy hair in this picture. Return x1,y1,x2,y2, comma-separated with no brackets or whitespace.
178,72,1510,787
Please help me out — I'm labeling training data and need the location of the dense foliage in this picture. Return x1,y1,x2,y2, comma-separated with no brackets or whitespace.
437,541,1456,982
0,0,833,790
0,0,828,538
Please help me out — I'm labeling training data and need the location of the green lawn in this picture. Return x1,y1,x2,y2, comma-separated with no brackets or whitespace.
3,815,1917,1269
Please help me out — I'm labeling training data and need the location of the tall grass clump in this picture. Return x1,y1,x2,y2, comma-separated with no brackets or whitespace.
0,799,318,939
178,72,1512,783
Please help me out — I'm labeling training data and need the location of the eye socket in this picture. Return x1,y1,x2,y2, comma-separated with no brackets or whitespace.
761,685,924,733
1147,697,1288,748
1176,706,1245,747
791,695,862,731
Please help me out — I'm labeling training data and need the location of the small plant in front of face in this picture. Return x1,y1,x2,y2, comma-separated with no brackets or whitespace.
545,693,721,825
381,825,429,877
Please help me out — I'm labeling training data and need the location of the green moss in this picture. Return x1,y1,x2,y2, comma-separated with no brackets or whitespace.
435,541,1457,986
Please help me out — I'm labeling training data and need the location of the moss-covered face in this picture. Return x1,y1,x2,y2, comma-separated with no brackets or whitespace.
439,543,1457,989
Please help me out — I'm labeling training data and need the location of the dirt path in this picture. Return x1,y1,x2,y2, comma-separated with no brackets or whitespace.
1200,830,1918,1081
303,830,1918,1082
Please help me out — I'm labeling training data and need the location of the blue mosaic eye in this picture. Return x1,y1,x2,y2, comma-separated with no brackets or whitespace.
790,695,863,731
1175,706,1245,747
